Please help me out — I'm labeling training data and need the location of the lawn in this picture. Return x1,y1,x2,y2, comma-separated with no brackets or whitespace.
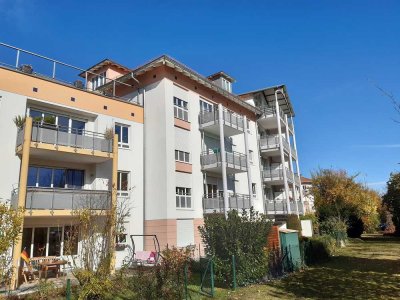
187,234,400,299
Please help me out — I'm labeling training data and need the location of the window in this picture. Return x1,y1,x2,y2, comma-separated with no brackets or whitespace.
117,171,130,196
200,99,214,112
175,150,190,163
249,150,254,164
176,187,191,208
174,97,188,121
115,124,129,148
252,183,257,196
91,72,106,90
221,78,232,92
29,108,86,134
27,166,84,189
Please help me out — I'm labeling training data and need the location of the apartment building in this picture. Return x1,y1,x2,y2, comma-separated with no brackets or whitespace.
0,43,303,287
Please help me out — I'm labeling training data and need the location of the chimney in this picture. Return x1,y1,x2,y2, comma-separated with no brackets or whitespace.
207,71,235,93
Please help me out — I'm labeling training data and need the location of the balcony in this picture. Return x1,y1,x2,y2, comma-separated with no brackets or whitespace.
263,167,294,185
202,193,251,214
257,106,286,130
259,135,290,157
201,151,247,174
265,199,303,215
16,122,114,163
199,109,245,137
12,187,111,215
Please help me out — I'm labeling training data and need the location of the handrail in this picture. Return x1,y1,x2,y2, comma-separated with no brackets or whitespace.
25,187,111,210
0,42,141,105
30,121,113,153
199,108,245,131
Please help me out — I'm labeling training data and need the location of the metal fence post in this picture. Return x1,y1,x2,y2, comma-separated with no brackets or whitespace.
184,263,189,300
15,49,20,68
66,278,71,300
52,61,56,79
232,255,237,290
210,258,215,297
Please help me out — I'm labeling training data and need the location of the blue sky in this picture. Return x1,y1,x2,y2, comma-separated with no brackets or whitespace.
1,1,399,192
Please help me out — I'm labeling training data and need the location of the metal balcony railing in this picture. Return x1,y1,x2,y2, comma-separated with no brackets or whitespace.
12,187,111,210
201,151,247,171
259,135,290,153
0,42,142,105
265,199,304,215
259,106,285,120
202,192,251,212
263,167,293,182
17,122,113,153
199,108,245,131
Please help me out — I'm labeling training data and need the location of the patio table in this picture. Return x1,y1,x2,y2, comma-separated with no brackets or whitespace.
38,259,68,279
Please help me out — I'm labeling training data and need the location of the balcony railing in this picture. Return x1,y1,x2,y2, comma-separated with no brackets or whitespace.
202,193,251,212
12,187,111,210
263,167,293,182
259,106,285,120
0,42,142,105
259,135,290,153
201,151,247,171
265,199,303,214
17,122,113,153
199,108,245,131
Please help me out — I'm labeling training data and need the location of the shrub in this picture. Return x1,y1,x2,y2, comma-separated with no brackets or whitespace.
347,214,364,238
126,246,192,300
303,235,336,264
319,217,347,246
199,208,272,286
286,214,301,232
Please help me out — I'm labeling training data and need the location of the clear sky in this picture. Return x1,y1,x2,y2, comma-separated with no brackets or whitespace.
1,0,399,192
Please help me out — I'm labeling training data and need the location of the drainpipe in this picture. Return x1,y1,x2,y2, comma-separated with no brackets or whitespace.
218,104,229,219
275,89,291,215
285,115,299,217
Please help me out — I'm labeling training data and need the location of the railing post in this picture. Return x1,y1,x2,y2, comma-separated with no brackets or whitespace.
113,80,116,97
51,188,55,210
15,49,20,68
52,61,56,79
85,72,88,89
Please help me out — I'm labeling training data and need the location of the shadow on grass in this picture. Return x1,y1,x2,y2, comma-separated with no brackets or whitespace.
270,254,400,299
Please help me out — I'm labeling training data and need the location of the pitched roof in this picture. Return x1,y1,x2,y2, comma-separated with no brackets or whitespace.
99,55,261,115
301,176,312,184
78,59,131,77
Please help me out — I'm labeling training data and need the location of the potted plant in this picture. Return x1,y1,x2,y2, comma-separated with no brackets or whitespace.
104,127,114,140
13,115,26,129
74,80,84,89
19,64,33,74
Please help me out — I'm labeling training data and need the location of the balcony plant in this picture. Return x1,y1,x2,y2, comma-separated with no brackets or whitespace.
18,64,33,74
43,115,56,125
104,127,114,140
13,115,26,129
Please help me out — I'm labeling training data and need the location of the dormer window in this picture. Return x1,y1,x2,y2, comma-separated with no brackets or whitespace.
222,78,232,92
91,72,106,90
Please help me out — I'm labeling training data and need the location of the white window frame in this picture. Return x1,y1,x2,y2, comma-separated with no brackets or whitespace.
91,72,106,90
174,97,189,121
176,187,192,209
249,150,254,164
115,123,130,149
199,99,214,112
175,150,190,163
117,171,130,196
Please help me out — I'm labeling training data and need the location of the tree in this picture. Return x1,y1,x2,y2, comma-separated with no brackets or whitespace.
311,169,381,238
0,204,24,289
383,172,400,235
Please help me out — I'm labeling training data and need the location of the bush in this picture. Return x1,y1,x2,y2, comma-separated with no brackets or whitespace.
347,214,364,238
286,214,301,232
126,246,192,300
199,208,272,286
319,217,347,246
303,235,336,264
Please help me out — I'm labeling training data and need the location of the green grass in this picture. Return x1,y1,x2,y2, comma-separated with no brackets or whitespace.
187,234,400,299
